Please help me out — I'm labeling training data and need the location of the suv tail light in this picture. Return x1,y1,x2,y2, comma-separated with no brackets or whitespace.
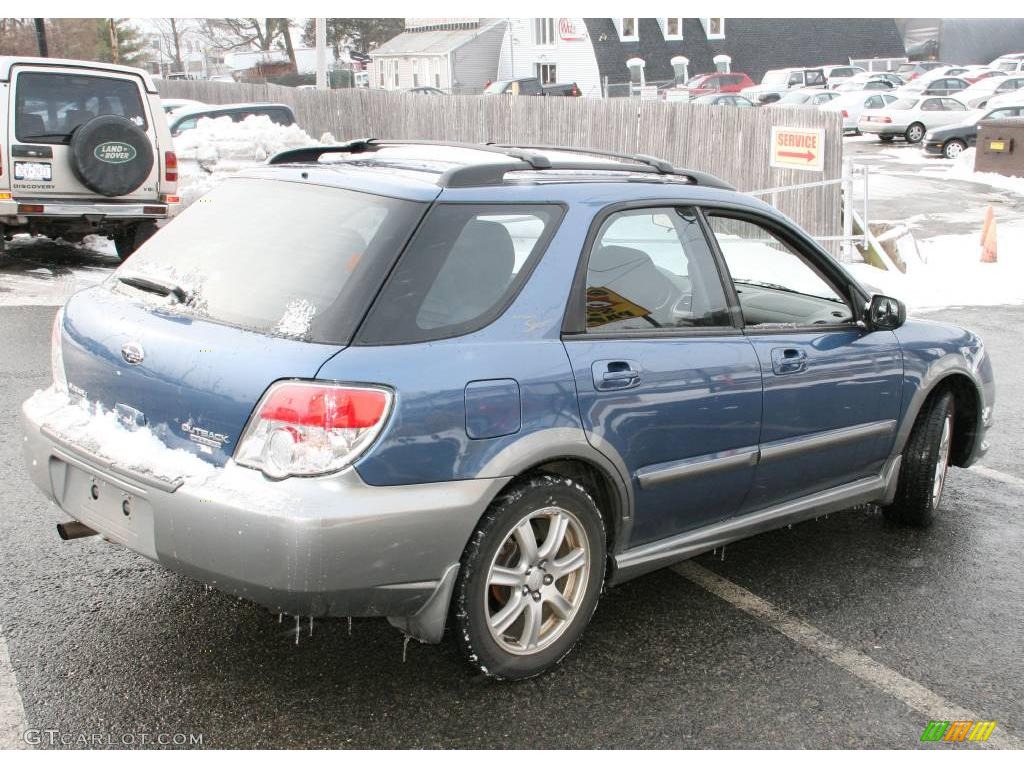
841,109,849,118
235,381,392,479
165,151,178,182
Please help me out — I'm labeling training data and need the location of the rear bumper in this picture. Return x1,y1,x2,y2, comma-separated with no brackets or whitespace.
858,122,906,136
21,399,506,639
0,198,179,223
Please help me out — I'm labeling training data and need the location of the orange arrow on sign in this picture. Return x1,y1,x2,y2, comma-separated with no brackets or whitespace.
778,150,815,161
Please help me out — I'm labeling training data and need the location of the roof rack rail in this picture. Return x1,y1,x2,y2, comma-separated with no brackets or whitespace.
487,143,733,190
267,138,734,190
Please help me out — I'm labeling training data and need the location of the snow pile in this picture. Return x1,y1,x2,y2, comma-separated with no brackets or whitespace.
273,298,317,340
173,114,317,207
24,386,217,485
946,147,1024,195
845,220,1024,312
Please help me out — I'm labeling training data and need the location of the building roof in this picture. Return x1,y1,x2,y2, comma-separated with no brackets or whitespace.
372,20,503,57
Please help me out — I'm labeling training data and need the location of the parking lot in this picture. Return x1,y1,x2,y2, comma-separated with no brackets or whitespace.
1,134,1022,749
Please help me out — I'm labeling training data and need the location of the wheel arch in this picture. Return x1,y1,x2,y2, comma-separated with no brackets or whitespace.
898,372,983,468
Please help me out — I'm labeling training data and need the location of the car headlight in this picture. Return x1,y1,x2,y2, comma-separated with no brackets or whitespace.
924,131,933,140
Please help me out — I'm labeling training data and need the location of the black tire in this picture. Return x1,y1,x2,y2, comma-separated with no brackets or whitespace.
883,391,955,527
452,474,606,680
879,135,895,143
905,122,926,144
943,139,967,160
114,221,158,262
69,115,154,197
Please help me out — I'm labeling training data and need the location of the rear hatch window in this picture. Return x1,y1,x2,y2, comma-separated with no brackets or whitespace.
113,177,427,345
15,71,148,144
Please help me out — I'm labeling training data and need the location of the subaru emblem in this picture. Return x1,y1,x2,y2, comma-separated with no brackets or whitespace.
121,341,145,365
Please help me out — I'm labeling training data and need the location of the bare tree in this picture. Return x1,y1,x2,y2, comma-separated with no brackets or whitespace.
152,18,194,71
199,18,281,52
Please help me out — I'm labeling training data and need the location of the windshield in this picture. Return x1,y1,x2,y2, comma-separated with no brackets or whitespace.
484,80,511,94
897,64,917,74
112,178,426,344
778,92,811,104
761,71,788,86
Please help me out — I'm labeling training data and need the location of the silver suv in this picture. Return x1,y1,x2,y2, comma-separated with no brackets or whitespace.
1,56,179,260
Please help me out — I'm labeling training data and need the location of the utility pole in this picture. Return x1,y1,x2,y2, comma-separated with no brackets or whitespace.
315,18,327,90
108,19,121,64
34,19,48,57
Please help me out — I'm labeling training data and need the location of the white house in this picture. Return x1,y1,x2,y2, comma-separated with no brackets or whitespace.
496,18,603,97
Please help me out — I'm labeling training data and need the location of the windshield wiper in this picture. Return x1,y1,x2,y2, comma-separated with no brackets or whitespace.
117,274,191,304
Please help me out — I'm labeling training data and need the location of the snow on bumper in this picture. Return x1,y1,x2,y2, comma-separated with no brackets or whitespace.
21,388,506,622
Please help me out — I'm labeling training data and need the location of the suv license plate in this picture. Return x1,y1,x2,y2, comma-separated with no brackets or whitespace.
14,161,52,181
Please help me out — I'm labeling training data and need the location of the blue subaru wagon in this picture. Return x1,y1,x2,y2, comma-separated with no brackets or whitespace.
22,140,994,680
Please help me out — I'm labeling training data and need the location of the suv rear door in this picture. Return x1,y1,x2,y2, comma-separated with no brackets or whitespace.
7,65,159,200
562,205,761,547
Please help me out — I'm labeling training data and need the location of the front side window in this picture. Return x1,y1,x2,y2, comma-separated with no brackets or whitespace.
706,214,852,327
987,107,1020,120
15,71,147,144
941,98,967,111
583,207,731,332
359,205,562,344
805,70,826,86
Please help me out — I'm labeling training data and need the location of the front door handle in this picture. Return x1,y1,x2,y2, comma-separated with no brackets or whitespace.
593,360,641,390
771,347,807,375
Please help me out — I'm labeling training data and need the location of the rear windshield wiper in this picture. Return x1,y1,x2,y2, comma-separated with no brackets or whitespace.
117,274,191,304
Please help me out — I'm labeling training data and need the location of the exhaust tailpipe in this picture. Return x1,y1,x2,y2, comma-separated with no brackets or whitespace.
57,521,98,540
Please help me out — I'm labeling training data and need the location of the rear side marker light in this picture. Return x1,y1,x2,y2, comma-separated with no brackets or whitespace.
235,381,393,480
143,206,166,215
18,204,44,213
161,194,181,204
165,151,178,182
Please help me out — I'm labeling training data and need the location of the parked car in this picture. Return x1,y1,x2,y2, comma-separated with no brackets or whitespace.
159,97,206,114
20,139,994,680
951,75,1024,108
833,78,894,92
822,91,898,133
685,72,755,98
923,102,1024,158
168,102,296,136
0,56,179,260
483,78,580,97
851,71,905,88
896,76,971,98
407,86,446,96
895,61,950,81
740,67,827,104
988,53,1024,74
960,67,1008,84
819,64,866,88
690,93,755,107
859,95,970,143
985,86,1024,109
770,89,842,108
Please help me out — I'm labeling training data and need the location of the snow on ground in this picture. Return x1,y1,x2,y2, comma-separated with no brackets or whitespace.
0,235,115,307
847,220,1024,312
946,147,1024,195
174,114,318,206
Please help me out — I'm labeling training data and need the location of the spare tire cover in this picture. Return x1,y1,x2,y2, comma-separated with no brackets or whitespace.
69,115,154,197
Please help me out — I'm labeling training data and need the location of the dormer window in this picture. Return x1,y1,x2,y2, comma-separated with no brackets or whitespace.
702,17,725,40
617,18,639,42
661,18,684,41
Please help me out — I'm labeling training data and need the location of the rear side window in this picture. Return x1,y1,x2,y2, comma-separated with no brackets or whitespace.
113,178,426,344
582,207,731,332
357,204,562,345
14,71,147,144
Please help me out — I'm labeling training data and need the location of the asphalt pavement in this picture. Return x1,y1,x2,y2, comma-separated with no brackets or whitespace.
0,138,1022,749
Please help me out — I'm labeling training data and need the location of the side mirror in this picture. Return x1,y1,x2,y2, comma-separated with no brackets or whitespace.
865,294,906,331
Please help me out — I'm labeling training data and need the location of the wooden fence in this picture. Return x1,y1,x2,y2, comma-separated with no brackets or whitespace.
159,81,843,247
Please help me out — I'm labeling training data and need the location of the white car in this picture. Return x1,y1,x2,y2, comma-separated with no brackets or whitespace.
893,76,971,98
769,88,842,108
159,97,205,114
950,74,1024,108
989,54,1024,74
858,95,971,143
823,91,898,133
986,87,1024,109
740,67,827,104
819,64,866,88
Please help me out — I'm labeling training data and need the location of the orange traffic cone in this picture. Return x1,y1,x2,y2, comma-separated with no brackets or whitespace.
981,206,998,263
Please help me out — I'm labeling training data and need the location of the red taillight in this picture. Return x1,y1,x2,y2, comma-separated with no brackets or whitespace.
841,109,849,118
18,204,44,213
259,384,388,430
882,116,892,123
236,381,393,479
164,151,178,182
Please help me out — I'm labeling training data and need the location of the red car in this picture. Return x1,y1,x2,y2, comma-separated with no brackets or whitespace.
685,72,755,97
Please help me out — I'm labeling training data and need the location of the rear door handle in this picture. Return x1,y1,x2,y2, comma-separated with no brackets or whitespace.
593,360,641,390
771,347,807,375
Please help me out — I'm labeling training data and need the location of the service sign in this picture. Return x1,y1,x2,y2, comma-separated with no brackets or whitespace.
770,127,825,172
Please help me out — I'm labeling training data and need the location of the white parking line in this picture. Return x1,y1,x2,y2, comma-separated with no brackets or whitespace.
0,626,29,749
674,561,1020,749
968,465,1024,489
